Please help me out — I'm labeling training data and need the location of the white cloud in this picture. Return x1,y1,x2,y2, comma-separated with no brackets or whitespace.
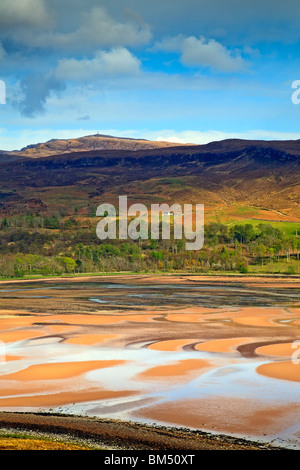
56,47,141,81
181,36,247,72
153,34,247,73
123,129,300,145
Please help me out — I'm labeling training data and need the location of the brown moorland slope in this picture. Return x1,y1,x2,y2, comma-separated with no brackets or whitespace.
9,134,189,158
0,136,299,220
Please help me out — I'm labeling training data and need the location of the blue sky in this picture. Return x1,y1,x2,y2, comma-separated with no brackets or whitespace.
1,0,300,150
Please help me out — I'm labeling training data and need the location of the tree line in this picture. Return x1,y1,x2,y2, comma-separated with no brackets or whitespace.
0,215,299,278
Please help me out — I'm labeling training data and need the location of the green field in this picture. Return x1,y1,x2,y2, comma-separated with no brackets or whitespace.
226,219,300,237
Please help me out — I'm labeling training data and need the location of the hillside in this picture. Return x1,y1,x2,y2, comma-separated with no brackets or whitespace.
10,134,188,158
0,136,300,222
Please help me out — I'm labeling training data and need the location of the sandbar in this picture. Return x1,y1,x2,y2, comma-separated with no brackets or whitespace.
148,338,201,351
195,337,253,353
256,342,297,357
132,396,300,436
1,360,126,381
65,334,118,345
0,329,48,343
0,389,136,408
256,361,300,383
136,358,211,381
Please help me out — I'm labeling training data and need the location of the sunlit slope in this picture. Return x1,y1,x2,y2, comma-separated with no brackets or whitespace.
0,136,299,221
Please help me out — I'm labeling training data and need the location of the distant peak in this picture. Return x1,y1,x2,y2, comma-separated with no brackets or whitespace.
12,133,188,158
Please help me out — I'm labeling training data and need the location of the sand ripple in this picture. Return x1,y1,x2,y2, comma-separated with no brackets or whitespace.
195,337,253,353
1,360,126,381
256,361,300,383
136,359,211,381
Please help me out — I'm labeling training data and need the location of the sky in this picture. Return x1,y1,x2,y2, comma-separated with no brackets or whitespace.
1,0,300,150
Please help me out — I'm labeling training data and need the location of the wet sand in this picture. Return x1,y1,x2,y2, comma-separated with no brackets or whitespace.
0,390,137,408
2,360,126,381
0,274,299,449
195,337,254,353
0,411,279,450
257,361,300,383
65,334,118,345
132,397,300,439
136,359,211,381
256,342,297,357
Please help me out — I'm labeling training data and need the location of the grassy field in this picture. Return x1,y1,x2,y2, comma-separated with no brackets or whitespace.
226,219,300,237
206,203,300,229
248,258,300,274
0,432,94,450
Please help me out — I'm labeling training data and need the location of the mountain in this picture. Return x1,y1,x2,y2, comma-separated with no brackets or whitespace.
10,134,188,158
0,135,300,222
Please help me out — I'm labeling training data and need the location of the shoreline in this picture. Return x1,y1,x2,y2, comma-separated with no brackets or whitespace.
0,411,286,451
0,271,299,285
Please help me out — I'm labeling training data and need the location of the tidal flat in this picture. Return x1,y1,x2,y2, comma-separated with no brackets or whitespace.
0,274,299,449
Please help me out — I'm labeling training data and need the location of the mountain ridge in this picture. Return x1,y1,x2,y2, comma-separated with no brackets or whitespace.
7,133,190,158
3,133,300,159
0,134,299,222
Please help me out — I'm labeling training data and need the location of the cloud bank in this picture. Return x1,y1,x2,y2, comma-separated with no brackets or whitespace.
0,0,299,144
